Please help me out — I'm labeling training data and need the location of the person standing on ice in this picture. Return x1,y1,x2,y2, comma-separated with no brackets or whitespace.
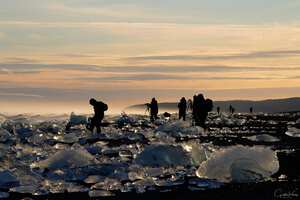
178,97,187,121
250,107,253,114
192,94,213,128
217,106,221,115
150,98,159,122
88,98,108,133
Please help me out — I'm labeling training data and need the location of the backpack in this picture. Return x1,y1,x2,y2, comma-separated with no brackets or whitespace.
205,99,213,112
103,103,108,111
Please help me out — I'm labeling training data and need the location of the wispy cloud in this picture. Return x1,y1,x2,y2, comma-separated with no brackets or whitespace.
126,50,300,61
0,92,44,98
70,74,278,81
4,57,40,64
1,63,300,74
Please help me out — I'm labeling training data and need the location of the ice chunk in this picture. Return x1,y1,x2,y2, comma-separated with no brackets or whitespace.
89,190,115,197
181,142,214,165
116,114,137,127
285,127,300,138
84,175,105,184
53,133,79,144
68,112,87,126
247,134,280,142
196,146,279,183
135,145,191,167
0,128,11,143
37,149,95,169
156,121,203,138
10,185,38,194
0,171,20,189
91,178,122,191
212,114,246,126
0,192,9,198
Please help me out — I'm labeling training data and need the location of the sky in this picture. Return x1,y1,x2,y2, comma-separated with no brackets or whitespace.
1,0,300,114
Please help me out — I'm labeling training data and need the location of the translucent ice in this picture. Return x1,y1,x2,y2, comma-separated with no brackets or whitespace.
196,146,279,183
37,149,96,169
135,145,191,167
0,128,11,143
285,127,300,138
116,114,137,127
0,170,20,189
247,134,280,142
69,112,87,126
156,121,203,138
0,192,9,198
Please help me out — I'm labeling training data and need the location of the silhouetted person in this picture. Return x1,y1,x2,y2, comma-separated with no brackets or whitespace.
178,97,187,121
250,107,253,114
150,98,159,122
229,105,234,114
192,95,198,119
187,99,193,113
88,98,108,133
192,94,213,128
217,106,220,115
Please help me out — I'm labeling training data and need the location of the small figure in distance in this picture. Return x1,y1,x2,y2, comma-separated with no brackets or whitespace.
150,98,159,122
217,106,220,115
250,107,253,114
87,98,108,133
229,105,234,115
178,97,187,121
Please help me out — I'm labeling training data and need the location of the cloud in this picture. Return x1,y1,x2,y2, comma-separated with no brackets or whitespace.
1,63,300,74
0,92,44,98
4,57,39,64
126,50,300,61
58,53,99,58
70,74,276,81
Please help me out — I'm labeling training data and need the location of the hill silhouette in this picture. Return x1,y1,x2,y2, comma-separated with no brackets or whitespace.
126,97,300,113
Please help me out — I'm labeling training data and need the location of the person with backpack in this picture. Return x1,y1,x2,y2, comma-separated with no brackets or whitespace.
193,94,213,128
88,98,108,133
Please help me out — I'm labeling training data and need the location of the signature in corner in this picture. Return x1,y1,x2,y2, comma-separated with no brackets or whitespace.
274,188,299,199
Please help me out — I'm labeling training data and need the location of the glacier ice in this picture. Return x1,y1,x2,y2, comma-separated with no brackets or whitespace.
37,148,96,169
156,120,203,138
285,127,300,138
135,145,191,167
246,134,280,142
196,146,279,183
0,170,20,189
69,112,87,126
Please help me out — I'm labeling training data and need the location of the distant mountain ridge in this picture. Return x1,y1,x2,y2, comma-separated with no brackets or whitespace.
126,97,300,113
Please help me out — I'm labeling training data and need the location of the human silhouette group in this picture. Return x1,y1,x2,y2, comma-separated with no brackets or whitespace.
78,95,254,133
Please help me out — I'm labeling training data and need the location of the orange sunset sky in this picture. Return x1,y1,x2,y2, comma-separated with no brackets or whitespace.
1,0,300,114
